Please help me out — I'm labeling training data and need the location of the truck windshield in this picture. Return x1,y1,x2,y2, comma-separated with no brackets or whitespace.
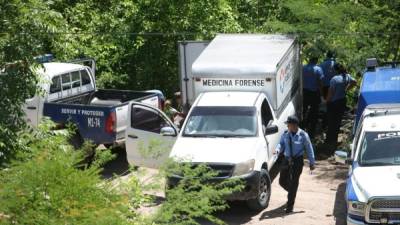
359,131,400,166
183,106,257,137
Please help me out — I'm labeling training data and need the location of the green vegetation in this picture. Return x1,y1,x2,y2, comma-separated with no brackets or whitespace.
0,122,138,225
155,161,243,225
1,0,399,224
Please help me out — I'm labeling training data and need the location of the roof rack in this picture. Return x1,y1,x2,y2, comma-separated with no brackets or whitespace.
365,103,400,118
366,58,400,72
366,58,378,71
35,54,54,63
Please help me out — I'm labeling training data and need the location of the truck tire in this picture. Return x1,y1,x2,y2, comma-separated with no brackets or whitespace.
246,169,271,211
69,133,84,149
104,144,113,149
69,133,95,166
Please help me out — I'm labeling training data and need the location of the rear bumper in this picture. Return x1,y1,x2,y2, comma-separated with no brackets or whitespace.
167,171,261,201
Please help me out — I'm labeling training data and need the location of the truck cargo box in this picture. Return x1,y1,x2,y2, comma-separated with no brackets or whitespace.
189,34,301,116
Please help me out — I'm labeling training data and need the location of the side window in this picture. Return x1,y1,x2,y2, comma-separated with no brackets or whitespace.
261,99,273,127
352,120,364,159
131,106,168,134
50,76,61,93
61,73,71,90
81,69,91,85
71,71,81,88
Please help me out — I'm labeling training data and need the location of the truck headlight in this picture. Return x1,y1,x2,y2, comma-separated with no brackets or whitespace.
348,201,366,217
232,159,255,177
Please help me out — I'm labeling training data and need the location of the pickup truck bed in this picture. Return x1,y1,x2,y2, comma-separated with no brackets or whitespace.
43,89,160,145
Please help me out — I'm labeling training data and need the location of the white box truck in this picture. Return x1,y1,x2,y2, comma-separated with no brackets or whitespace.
125,34,302,211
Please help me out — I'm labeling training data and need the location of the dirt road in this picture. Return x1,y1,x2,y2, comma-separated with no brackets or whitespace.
102,148,348,225
205,160,348,225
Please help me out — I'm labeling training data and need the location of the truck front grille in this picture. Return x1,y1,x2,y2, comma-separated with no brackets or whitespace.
172,163,235,178
369,212,400,221
207,164,235,178
367,199,400,224
371,200,400,209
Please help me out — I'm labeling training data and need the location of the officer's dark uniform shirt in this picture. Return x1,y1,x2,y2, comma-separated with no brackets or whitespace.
302,63,324,92
319,58,336,87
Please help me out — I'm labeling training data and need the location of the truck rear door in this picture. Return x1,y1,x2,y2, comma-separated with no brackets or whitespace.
125,102,178,169
179,41,209,110
42,103,116,145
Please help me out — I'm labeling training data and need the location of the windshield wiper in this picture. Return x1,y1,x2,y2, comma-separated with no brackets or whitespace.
219,134,250,138
183,133,253,138
183,134,218,138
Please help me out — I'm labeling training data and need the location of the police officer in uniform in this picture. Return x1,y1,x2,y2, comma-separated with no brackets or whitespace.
325,63,357,151
302,56,324,138
275,115,316,213
319,51,337,99
319,51,337,128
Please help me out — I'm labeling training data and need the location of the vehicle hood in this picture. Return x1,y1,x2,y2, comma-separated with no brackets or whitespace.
353,166,400,198
170,136,260,164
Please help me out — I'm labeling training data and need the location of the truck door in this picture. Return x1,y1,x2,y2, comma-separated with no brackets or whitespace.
125,102,178,169
261,99,280,166
178,41,209,112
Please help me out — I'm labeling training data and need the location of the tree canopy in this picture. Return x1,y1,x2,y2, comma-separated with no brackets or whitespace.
1,0,400,163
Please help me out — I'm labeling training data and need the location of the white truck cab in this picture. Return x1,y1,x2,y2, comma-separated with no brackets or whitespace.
336,104,400,225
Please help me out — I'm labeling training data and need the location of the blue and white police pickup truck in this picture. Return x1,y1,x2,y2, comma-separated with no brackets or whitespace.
335,59,400,225
24,57,162,147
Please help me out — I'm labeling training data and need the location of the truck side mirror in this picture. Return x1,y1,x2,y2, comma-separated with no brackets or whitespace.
264,124,278,135
160,126,177,136
335,150,350,165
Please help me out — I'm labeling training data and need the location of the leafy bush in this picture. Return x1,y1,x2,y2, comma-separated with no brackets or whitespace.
0,123,244,225
153,161,243,225
0,122,141,225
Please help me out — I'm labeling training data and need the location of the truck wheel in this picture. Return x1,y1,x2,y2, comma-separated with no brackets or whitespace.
69,133,84,149
246,169,271,211
103,144,113,149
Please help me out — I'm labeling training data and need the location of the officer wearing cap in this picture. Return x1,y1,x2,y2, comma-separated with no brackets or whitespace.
275,115,316,213
302,56,324,138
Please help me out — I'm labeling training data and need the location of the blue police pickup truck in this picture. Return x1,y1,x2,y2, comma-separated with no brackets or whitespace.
23,58,162,147
335,59,400,225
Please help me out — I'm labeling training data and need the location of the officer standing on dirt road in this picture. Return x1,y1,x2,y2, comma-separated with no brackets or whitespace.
275,115,316,213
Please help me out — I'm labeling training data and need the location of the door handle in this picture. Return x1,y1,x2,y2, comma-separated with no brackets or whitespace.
27,106,37,110
128,134,138,139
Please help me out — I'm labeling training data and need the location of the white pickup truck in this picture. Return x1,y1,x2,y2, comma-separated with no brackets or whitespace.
336,104,400,225
126,34,302,211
